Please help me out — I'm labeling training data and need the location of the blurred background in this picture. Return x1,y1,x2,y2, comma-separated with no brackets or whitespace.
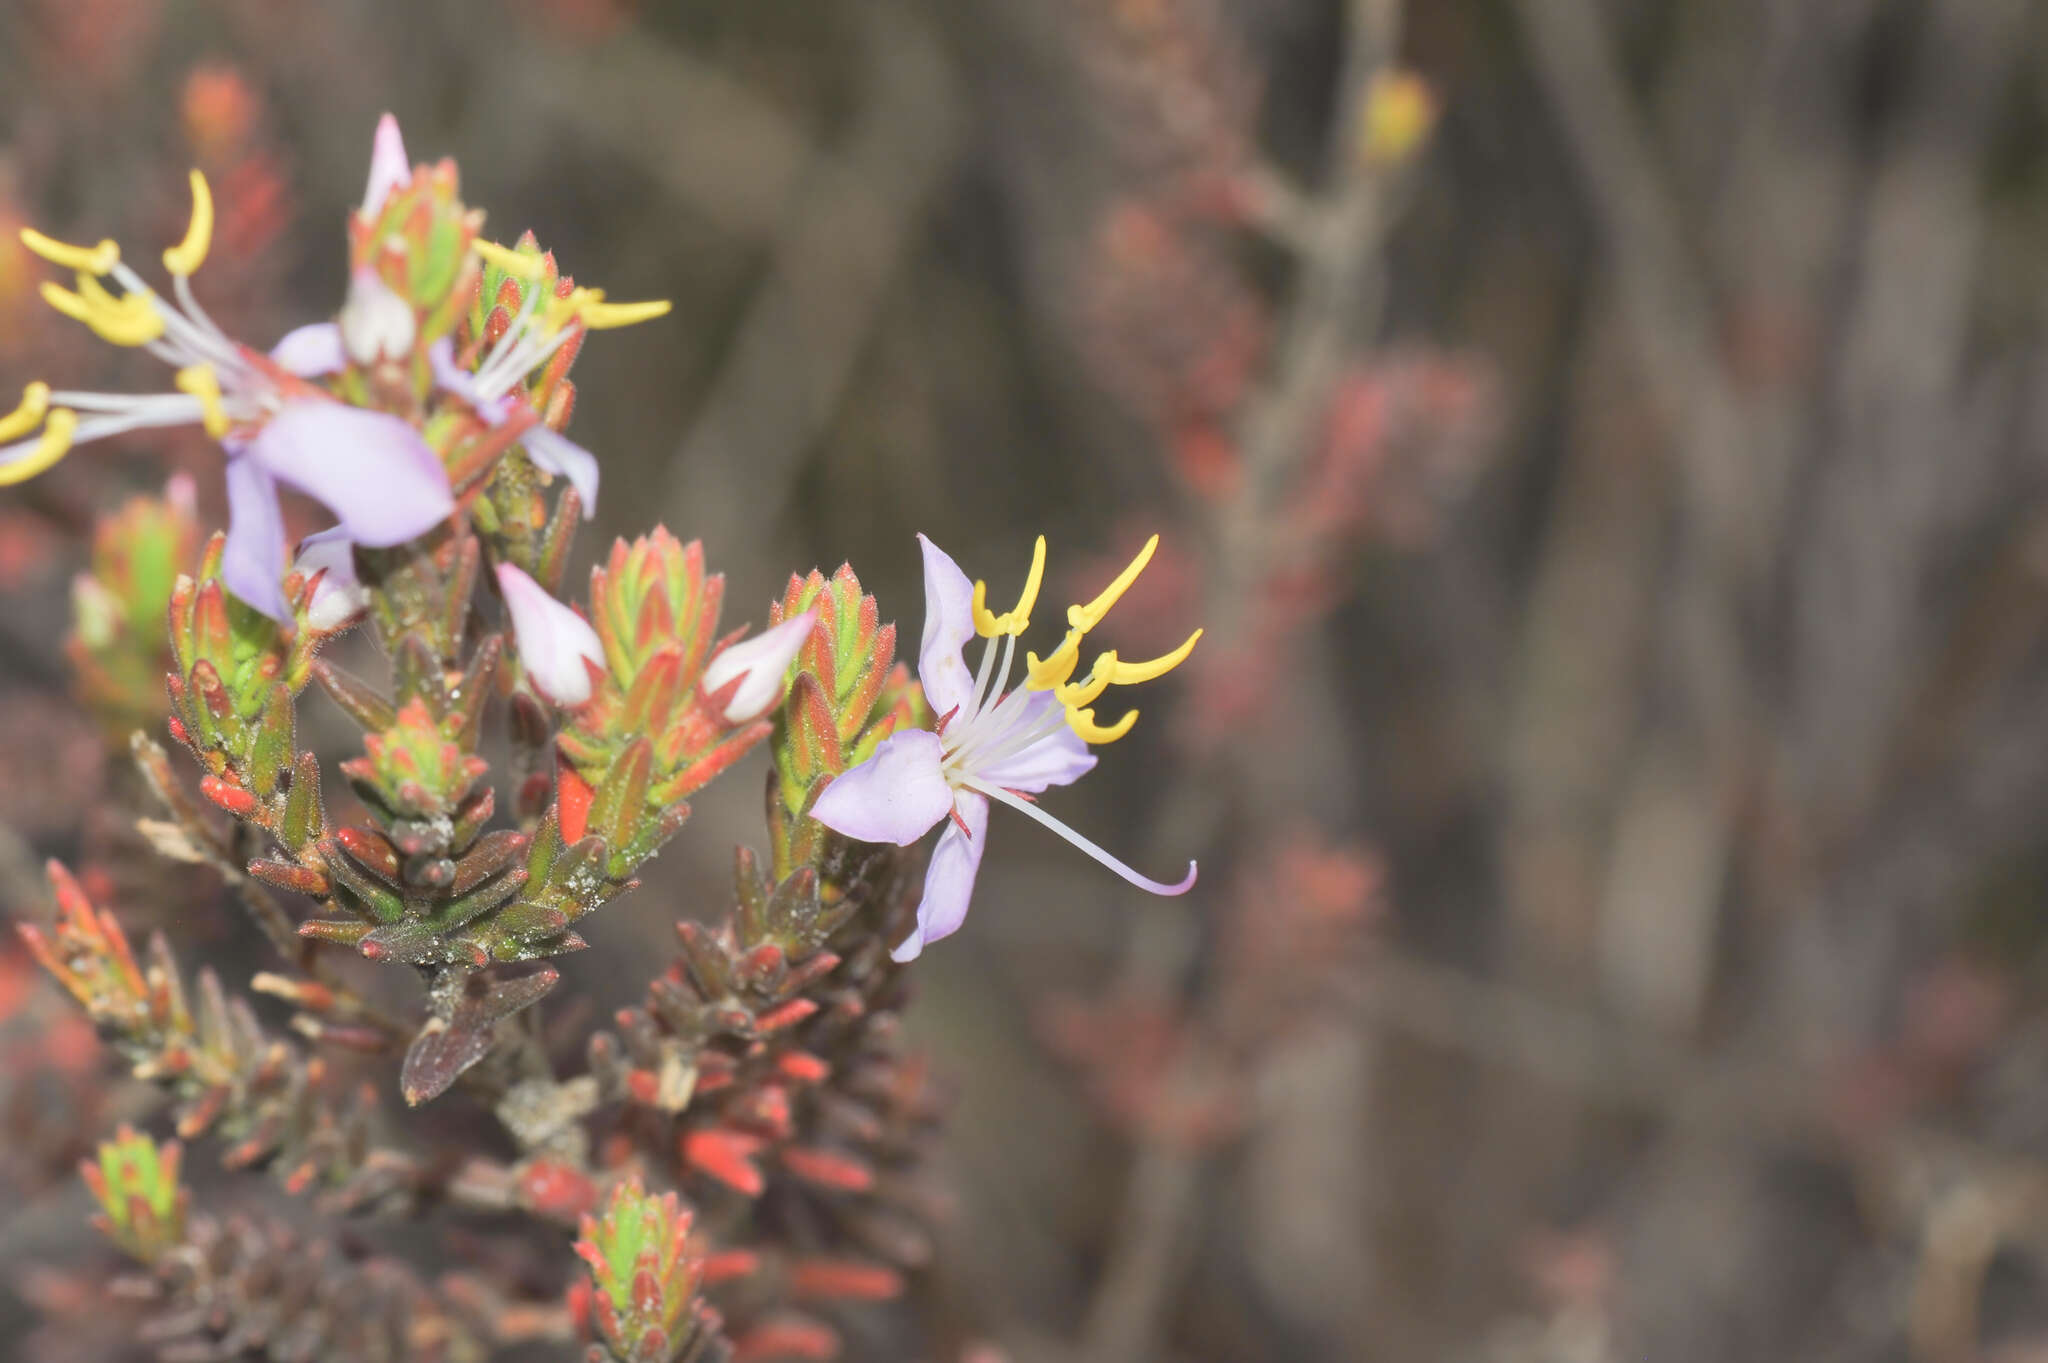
3,0,2048,1359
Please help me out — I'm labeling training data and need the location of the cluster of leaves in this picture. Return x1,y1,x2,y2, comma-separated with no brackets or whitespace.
27,123,954,1363
571,1180,723,1363
21,862,383,1197
582,566,941,1358
67,478,199,739
83,1128,493,1361
42,495,946,1361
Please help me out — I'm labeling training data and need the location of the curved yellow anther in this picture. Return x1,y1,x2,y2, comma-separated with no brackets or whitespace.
538,287,587,334
1068,533,1158,633
175,365,230,439
473,238,547,280
0,407,78,485
38,280,91,325
20,228,118,276
41,278,165,346
971,579,997,637
0,383,51,443
162,169,214,276
1055,651,1117,709
1106,628,1202,685
1025,629,1083,691
74,274,166,346
1066,705,1139,745
975,534,1046,637
577,296,671,330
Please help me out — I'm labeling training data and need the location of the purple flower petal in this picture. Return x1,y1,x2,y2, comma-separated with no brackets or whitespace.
809,729,954,847
700,611,815,724
362,113,411,216
270,323,346,378
248,401,453,548
522,424,599,517
916,533,979,718
894,791,988,962
220,456,289,620
496,563,606,706
974,695,1098,793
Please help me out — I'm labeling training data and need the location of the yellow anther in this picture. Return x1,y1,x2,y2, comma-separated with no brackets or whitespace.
162,169,214,276
19,228,119,276
472,238,548,280
1106,628,1202,685
1068,533,1158,633
0,407,78,485
38,280,91,324
175,365,230,439
577,295,671,330
1025,629,1083,692
971,580,995,636
973,534,1046,637
41,279,165,347
69,275,166,346
1066,705,1139,745
0,383,50,443
542,287,587,333
1055,651,1117,709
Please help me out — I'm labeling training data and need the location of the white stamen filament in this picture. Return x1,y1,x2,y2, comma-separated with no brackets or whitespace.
473,274,544,390
966,634,1000,721
950,702,1070,777
480,322,578,401
48,391,206,413
0,264,276,475
108,262,247,379
470,279,584,404
945,634,1057,774
171,271,233,367
0,397,212,465
966,779,1196,896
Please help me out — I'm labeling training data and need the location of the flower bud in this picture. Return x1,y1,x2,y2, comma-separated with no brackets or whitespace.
293,532,367,632
497,562,606,706
360,112,411,217
701,610,816,723
339,267,417,366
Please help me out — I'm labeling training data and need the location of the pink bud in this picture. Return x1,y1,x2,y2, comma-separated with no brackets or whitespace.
496,563,605,706
699,610,816,724
361,112,410,217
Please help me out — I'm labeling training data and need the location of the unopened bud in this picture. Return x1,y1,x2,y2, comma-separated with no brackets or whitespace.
700,610,816,723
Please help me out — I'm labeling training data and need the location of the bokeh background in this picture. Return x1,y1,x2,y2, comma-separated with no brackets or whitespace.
4,0,2048,1359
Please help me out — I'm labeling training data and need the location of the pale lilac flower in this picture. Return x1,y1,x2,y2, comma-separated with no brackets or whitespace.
811,534,1201,961
496,562,606,706
293,529,369,632
0,124,453,620
701,610,817,724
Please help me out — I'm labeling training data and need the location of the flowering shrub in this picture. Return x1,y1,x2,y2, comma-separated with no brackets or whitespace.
5,115,1201,1362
